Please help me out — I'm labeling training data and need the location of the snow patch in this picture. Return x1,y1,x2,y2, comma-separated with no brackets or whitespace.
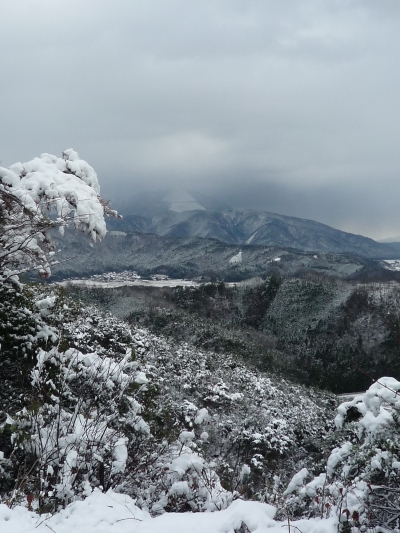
383,259,400,271
109,231,127,237
134,371,149,385
246,231,257,244
229,251,242,264
283,467,309,495
194,407,209,425
0,490,307,533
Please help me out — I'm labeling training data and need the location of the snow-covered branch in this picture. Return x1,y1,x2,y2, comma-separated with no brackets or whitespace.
0,149,117,278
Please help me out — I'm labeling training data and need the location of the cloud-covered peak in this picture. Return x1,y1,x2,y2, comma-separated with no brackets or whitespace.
163,190,206,212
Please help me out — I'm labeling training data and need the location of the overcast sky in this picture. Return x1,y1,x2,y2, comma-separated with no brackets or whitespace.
1,0,400,239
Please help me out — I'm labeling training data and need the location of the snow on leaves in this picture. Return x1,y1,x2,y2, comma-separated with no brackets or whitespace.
285,377,400,531
0,150,116,279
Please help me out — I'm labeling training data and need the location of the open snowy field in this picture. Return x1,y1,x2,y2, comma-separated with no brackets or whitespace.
383,259,400,271
57,278,200,289
0,490,337,533
55,273,267,289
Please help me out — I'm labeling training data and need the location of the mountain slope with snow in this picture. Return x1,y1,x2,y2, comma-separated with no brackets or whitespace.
50,230,370,281
108,208,400,259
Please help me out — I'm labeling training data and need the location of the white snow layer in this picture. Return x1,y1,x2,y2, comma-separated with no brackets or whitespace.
0,489,338,533
335,376,400,434
283,467,309,495
194,407,209,425
0,150,108,242
246,231,257,245
229,251,242,264
383,259,400,271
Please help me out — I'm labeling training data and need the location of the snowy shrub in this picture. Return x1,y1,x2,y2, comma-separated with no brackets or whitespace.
6,340,149,511
0,282,149,510
284,377,400,531
135,434,235,514
0,282,62,419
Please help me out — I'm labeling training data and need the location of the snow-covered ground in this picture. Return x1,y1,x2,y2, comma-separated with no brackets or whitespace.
57,278,200,289
229,251,242,264
382,259,400,271
0,490,337,533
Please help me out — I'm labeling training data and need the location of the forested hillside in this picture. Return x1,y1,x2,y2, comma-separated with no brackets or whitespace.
0,281,338,510
69,274,400,393
3,274,400,531
50,229,373,282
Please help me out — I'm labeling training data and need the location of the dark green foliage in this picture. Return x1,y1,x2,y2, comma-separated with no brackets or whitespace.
169,282,235,315
295,343,373,393
243,275,282,327
0,282,54,413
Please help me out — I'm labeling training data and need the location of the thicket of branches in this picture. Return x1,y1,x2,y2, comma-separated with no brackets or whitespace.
283,377,400,532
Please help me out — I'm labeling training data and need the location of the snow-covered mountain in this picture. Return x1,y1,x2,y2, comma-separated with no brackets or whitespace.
50,230,371,281
108,207,400,259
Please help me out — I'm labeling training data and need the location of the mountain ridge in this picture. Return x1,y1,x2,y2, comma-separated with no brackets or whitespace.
50,230,380,281
108,207,400,259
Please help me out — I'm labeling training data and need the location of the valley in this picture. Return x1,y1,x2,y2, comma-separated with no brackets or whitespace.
65,272,400,395
51,211,400,398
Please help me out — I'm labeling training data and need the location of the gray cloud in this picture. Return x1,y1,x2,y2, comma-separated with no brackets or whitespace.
1,0,400,239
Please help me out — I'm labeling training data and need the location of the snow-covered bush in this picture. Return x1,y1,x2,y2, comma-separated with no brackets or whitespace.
0,282,61,419
1,285,151,512
0,150,116,279
284,377,400,531
135,435,234,514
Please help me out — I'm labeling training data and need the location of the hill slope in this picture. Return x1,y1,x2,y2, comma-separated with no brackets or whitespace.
50,230,371,281
108,209,400,259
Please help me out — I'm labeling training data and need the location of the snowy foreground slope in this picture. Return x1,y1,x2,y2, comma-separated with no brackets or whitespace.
2,280,400,532
0,489,336,533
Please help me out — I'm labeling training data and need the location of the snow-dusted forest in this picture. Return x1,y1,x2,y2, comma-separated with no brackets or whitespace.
1,152,400,532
